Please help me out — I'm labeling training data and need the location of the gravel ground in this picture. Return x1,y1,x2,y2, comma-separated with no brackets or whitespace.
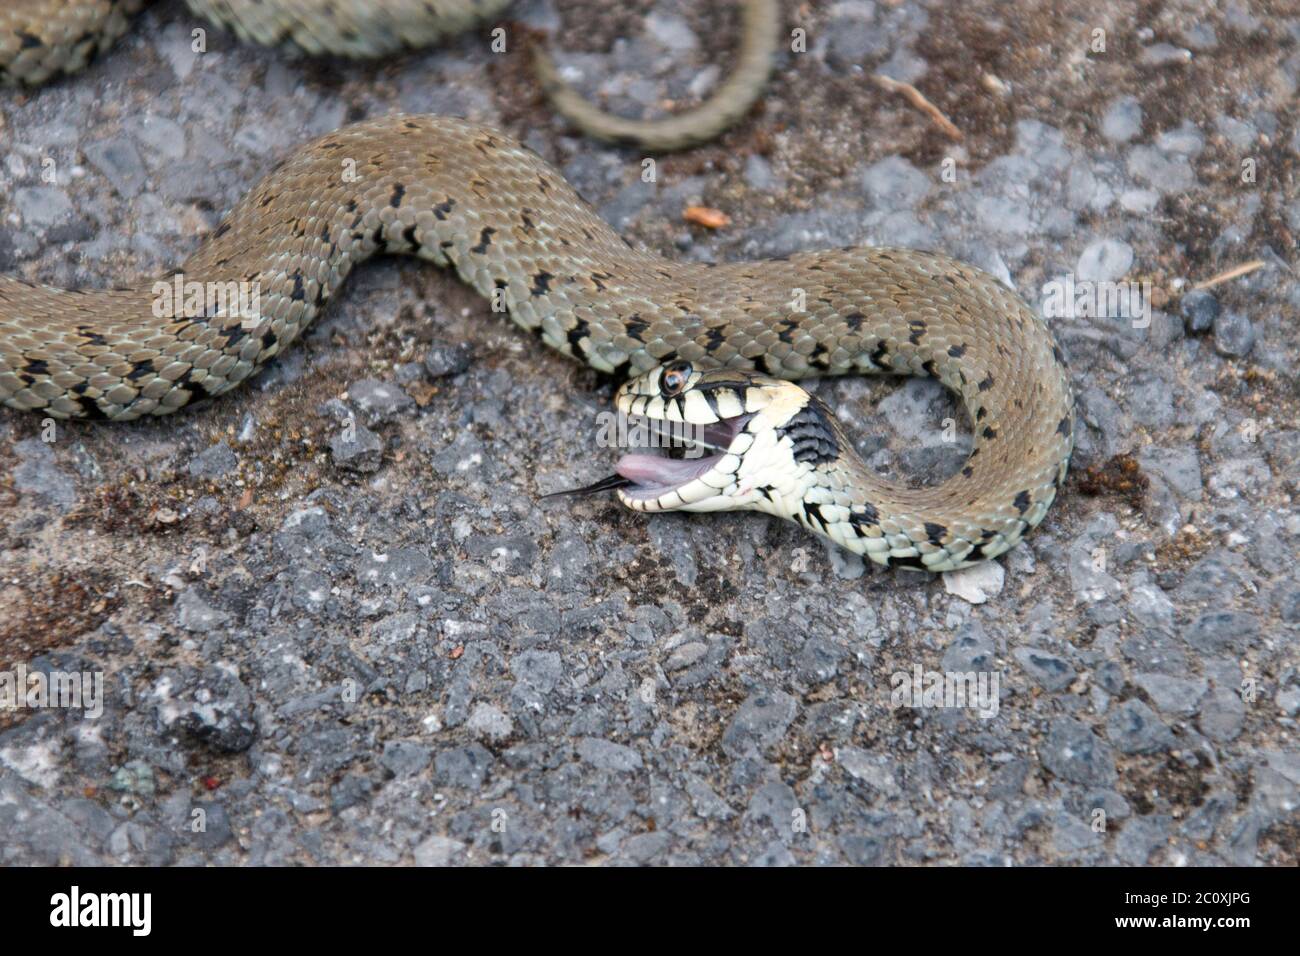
0,0,1297,866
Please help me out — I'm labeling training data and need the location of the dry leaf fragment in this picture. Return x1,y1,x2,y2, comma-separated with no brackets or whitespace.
684,205,731,229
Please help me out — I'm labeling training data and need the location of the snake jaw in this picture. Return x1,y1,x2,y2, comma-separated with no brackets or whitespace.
612,414,752,511
602,365,797,513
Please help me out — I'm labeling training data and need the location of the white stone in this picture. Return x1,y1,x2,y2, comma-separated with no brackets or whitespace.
943,560,1006,604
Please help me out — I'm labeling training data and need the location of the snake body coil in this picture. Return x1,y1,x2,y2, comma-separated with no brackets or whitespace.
0,115,1074,570
0,0,779,151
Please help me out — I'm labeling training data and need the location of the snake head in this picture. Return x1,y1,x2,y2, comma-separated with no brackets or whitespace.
603,360,823,514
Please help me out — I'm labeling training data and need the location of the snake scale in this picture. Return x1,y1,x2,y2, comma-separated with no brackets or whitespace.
0,107,1074,571
0,0,780,151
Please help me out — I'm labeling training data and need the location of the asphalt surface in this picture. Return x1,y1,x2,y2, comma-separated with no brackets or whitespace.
0,0,1296,865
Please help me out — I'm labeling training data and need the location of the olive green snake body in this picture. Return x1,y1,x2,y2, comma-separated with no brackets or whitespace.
0,110,1075,571
0,0,780,151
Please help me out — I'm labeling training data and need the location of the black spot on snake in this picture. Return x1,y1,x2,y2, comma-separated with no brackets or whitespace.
76,326,107,347
471,226,496,254
924,522,947,546
779,400,840,466
624,314,649,340
566,318,590,356
982,426,997,440
75,396,110,420
978,372,995,391
888,554,928,571
1057,416,1071,436
219,325,249,347
802,501,827,530
948,343,967,358
845,312,864,331
1013,490,1031,514
433,198,455,220
530,271,554,296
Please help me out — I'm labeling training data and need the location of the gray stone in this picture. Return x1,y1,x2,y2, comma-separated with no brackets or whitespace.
434,744,494,790
1213,310,1255,357
1176,550,1253,603
329,424,384,472
1116,814,1172,864
827,14,889,68
1126,583,1176,630
174,588,231,633
155,666,257,753
1157,120,1206,155
664,641,708,671
413,834,466,866
1135,673,1207,716
84,138,147,197
721,690,798,757
1041,717,1117,786
12,439,78,511
511,650,563,693
1183,611,1260,653
1076,238,1133,283
188,442,238,479
942,623,996,673
15,186,73,227
859,156,931,208
743,154,783,192
1100,96,1142,142
1105,699,1174,754
356,547,433,587
347,378,415,425
1137,445,1202,500
381,740,432,776
1141,43,1191,66
575,737,643,772
423,343,474,378
1128,375,1175,430
1013,647,1076,691
189,801,234,850
1126,146,1195,193
1198,687,1245,742
465,702,513,740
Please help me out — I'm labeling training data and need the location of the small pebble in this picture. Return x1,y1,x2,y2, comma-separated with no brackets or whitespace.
1213,310,1256,357
1180,288,1220,333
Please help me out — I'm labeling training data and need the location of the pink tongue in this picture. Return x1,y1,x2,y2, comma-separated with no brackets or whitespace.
616,453,716,489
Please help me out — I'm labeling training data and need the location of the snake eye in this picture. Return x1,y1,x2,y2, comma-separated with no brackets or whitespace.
659,361,692,398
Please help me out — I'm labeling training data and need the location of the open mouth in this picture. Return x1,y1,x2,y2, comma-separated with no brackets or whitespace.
546,414,749,502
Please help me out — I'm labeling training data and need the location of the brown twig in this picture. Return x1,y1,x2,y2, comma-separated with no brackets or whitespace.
873,74,963,140
1191,260,1266,291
